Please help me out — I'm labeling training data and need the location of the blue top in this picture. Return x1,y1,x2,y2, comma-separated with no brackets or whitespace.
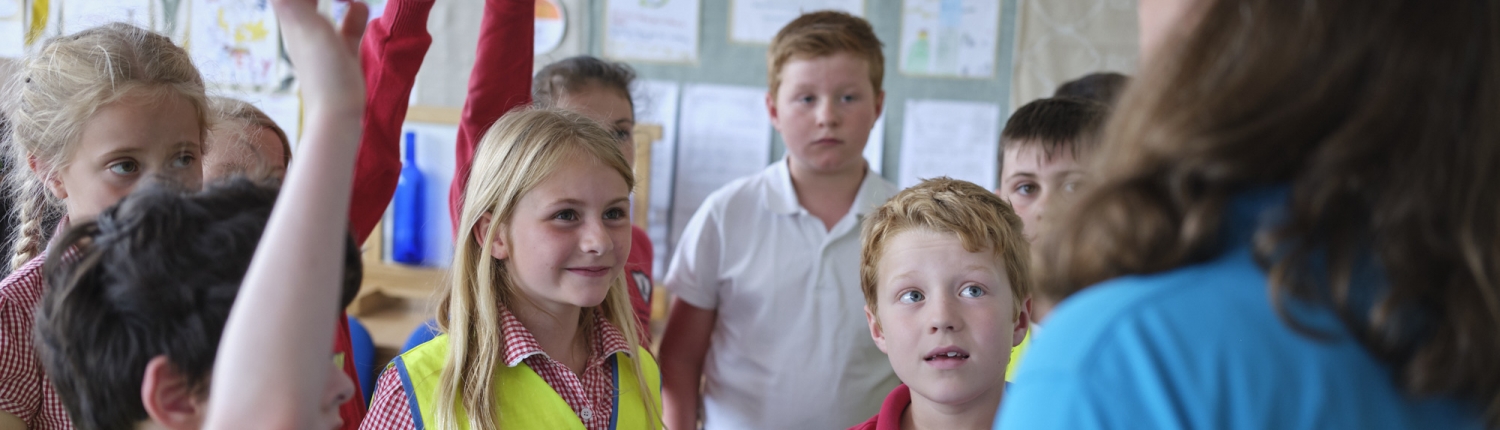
996,188,1484,430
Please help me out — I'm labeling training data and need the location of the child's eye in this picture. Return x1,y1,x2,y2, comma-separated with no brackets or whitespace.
615,128,633,142
553,209,579,221
108,160,139,175
959,285,986,298
171,153,196,169
1015,183,1039,196
842,95,856,103
898,290,925,304
604,207,628,220
1063,180,1082,192
798,95,815,104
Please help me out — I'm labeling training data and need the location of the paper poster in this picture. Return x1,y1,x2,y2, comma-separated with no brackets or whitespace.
670,83,771,248
381,123,458,267
899,0,1001,78
60,0,151,33
190,0,280,88
864,113,885,174
729,0,862,44
604,0,698,63
898,99,1001,189
0,0,22,57
632,80,681,276
333,0,388,24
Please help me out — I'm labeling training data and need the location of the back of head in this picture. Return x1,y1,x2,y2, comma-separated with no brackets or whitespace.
4,23,207,270
532,56,637,109
436,107,642,429
37,179,275,430
767,10,885,95
998,97,1109,178
1039,0,1500,423
1052,72,1131,105
206,96,292,175
860,177,1030,318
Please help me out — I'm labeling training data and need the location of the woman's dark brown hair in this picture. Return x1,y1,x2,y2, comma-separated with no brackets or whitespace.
1036,0,1499,424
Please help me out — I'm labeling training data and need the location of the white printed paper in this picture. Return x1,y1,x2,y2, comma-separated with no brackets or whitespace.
0,0,23,57
864,113,885,174
899,0,1001,78
190,0,280,88
730,0,862,44
61,0,151,33
898,99,1001,189
605,0,699,63
670,83,772,248
632,80,681,276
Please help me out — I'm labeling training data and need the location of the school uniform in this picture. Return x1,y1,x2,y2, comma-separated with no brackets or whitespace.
665,158,900,430
361,309,661,430
997,187,1487,429
0,255,71,430
847,384,911,430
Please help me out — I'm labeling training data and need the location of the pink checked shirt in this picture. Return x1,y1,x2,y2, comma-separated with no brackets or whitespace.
0,255,72,429
361,309,633,430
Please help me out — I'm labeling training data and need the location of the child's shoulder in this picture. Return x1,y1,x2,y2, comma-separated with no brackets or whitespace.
0,254,47,299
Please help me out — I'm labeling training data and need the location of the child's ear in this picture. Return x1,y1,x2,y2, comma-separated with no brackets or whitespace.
1013,297,1033,347
474,213,510,261
765,91,782,131
865,305,888,354
140,356,207,430
874,89,886,119
27,155,65,199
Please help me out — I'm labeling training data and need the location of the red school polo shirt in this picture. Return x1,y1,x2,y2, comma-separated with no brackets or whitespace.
848,384,911,430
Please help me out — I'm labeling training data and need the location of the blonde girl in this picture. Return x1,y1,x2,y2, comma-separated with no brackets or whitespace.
363,108,661,430
0,22,206,429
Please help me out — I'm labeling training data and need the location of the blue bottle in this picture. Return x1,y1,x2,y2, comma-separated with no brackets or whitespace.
393,131,425,265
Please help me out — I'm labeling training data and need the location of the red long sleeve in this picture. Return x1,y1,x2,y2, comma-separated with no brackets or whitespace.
448,0,534,234
350,0,436,244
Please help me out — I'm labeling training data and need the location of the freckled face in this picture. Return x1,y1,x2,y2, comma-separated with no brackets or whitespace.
494,155,634,314
769,52,884,175
53,89,202,221
866,229,1028,406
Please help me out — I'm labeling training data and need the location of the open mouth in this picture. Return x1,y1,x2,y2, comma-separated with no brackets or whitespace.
924,347,971,361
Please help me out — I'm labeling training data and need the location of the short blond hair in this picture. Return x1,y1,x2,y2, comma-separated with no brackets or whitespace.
766,10,884,95
860,177,1030,317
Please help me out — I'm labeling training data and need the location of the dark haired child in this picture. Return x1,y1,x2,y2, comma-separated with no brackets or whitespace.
36,179,361,430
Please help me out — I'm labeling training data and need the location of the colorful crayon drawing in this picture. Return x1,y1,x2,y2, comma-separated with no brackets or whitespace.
190,0,280,88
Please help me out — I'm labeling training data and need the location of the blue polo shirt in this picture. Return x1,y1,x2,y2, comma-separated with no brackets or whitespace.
996,188,1484,430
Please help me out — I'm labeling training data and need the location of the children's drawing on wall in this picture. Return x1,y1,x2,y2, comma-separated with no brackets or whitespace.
729,0,862,43
900,0,1001,78
189,0,279,88
605,0,699,63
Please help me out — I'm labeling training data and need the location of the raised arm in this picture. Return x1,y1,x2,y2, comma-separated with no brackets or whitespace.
448,0,533,232
205,1,368,427
349,0,436,244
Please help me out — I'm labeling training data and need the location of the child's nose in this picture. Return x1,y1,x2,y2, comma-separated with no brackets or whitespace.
815,100,841,128
927,296,963,333
324,366,355,411
579,219,614,255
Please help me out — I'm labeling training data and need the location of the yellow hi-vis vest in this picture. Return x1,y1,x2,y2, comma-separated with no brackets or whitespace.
390,334,662,430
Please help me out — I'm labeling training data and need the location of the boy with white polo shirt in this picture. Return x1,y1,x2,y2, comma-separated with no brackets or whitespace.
658,10,900,430
850,177,1031,430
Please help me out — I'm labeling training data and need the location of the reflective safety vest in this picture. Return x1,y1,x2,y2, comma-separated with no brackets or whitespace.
391,334,662,430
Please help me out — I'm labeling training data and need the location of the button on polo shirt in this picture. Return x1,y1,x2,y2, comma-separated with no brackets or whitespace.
666,158,901,430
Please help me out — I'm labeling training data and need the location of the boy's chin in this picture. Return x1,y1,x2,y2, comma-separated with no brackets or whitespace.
905,369,1007,406
787,150,865,174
